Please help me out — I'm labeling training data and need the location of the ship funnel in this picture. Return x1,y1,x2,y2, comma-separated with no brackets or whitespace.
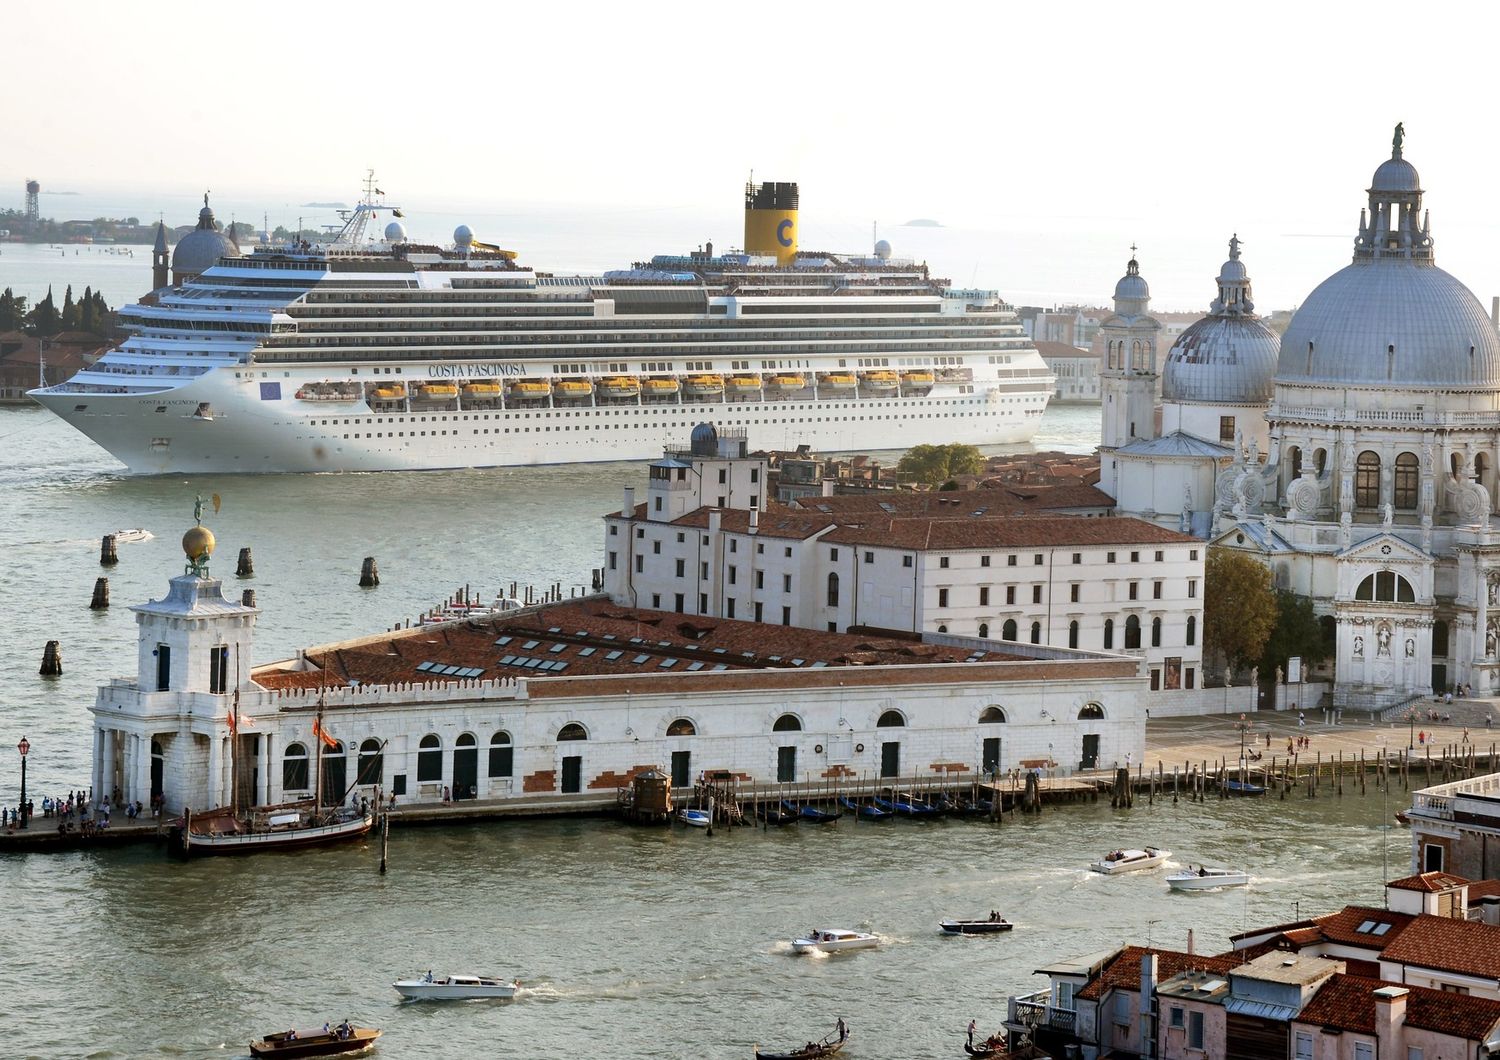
744,180,798,266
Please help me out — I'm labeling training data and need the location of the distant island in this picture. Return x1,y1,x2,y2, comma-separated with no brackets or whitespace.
903,218,943,228
301,201,349,209
45,191,81,196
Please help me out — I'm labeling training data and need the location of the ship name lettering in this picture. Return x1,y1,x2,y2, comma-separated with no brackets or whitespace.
427,362,525,379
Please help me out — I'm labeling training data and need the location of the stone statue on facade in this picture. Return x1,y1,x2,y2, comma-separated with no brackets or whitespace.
1382,502,1394,530
1405,638,1415,658
1353,635,1364,658
1377,624,1392,656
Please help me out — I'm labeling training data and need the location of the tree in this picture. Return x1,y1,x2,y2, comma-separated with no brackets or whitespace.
897,443,985,486
0,288,27,331
26,287,60,337
61,285,77,331
1203,548,1277,676
1257,589,1329,686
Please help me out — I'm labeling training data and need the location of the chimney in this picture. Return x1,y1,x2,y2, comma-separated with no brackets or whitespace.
622,486,635,517
749,506,760,535
1139,952,1159,1060
1373,986,1408,1060
708,510,722,539
821,478,836,497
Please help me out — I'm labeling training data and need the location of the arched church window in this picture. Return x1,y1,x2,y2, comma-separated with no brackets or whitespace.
1288,447,1302,480
1355,452,1381,509
1030,621,1042,644
1103,618,1115,650
1476,454,1489,485
1314,449,1328,474
1124,615,1141,650
1002,619,1017,641
1354,571,1415,603
1394,453,1418,509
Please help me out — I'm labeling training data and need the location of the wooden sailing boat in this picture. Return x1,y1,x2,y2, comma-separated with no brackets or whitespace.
170,654,374,856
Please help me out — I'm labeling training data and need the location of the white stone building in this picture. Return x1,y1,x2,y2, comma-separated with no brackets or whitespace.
91,528,1152,815
604,430,1216,713
1036,341,1103,404
1205,128,1500,707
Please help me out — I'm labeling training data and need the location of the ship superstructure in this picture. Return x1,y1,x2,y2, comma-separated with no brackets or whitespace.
31,181,1054,473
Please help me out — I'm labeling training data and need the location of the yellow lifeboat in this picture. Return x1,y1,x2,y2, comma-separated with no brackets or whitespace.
417,382,459,399
600,376,640,398
553,379,594,398
728,374,762,391
508,379,552,399
684,374,724,396
372,384,407,400
765,373,807,391
644,377,681,395
818,372,858,390
861,370,899,391
900,369,935,386
462,381,502,396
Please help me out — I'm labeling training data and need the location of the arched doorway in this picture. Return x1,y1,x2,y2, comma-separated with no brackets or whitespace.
877,710,905,778
557,722,587,794
357,738,383,788
321,741,347,806
453,733,478,800
150,739,165,802
1077,704,1105,770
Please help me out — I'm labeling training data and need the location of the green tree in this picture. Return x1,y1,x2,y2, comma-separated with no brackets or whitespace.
61,285,77,331
1256,589,1330,685
1203,548,1277,677
26,287,61,337
0,287,27,331
896,443,985,486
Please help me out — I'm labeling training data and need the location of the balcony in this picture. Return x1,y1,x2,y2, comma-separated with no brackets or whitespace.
1008,991,1077,1033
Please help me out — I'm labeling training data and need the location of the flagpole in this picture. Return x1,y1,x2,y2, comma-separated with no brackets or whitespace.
314,677,325,822
230,648,240,820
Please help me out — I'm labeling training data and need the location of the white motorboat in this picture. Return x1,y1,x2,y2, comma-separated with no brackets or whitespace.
791,929,879,954
678,808,711,828
1089,847,1171,874
113,528,154,542
393,973,519,1000
1167,866,1250,891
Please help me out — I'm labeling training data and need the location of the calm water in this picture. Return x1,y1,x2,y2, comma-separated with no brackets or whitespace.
0,402,1406,1060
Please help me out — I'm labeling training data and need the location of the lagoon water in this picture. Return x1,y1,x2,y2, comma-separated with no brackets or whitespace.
0,239,1392,1058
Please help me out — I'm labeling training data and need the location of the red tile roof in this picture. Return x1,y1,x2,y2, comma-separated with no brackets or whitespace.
1076,946,1238,1002
1295,974,1500,1042
1310,906,1415,950
1466,879,1500,901
822,515,1197,551
1386,871,1469,893
1379,914,1500,980
252,598,1026,692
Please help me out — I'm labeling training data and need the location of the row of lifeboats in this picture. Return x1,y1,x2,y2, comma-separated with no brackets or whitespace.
302,370,939,406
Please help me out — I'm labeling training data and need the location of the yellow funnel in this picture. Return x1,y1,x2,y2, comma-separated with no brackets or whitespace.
744,181,798,265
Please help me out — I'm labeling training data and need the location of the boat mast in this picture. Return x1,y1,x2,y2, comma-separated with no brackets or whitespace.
314,674,325,820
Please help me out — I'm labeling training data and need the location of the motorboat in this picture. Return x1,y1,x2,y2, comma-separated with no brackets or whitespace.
756,1023,850,1059
940,916,1014,935
392,973,519,1000
678,807,711,828
791,929,878,954
1166,866,1250,891
1089,847,1170,874
249,1024,380,1058
112,528,153,543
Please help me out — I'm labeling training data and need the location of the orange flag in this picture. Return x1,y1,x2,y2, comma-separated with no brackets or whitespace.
311,717,338,749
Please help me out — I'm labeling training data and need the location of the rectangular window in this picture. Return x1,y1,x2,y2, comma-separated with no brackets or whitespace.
1190,1011,1206,1051
1032,585,1042,604
488,742,513,778
981,555,991,567
1153,581,1162,599
701,561,709,580
1185,667,1195,689
651,593,660,609
1219,415,1235,442
209,645,228,695
755,570,764,589
1113,992,1130,1024
155,644,171,691
1072,552,1082,564
782,605,791,625
1006,586,1016,605
864,551,873,564
729,539,737,553
1070,584,1080,603
1155,550,1164,562
1294,1032,1312,1060
728,566,737,585
1190,549,1199,560
1150,669,1161,691
634,555,643,573
979,587,990,606
1408,1048,1424,1060
1188,580,1198,598
1007,555,1017,567
699,593,708,612
1107,551,1116,563
1130,551,1140,563
675,559,685,578
830,548,839,561
1354,1043,1373,1060
754,601,764,622
1169,1007,1184,1030
938,588,949,608
940,556,950,568
727,598,736,618
1034,554,1043,565
718,468,726,483
783,574,792,593
1129,582,1139,600
609,552,617,570
674,593,684,613
903,555,913,568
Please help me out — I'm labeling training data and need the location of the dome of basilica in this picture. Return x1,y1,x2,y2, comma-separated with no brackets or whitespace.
1162,236,1279,405
173,196,241,280
1275,131,1500,391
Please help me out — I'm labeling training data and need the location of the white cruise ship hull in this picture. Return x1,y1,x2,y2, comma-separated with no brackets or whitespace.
32,368,1047,474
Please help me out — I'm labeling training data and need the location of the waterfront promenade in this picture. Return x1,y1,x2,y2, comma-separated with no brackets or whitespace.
4,704,1494,854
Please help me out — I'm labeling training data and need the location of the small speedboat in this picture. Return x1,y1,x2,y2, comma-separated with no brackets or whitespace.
1167,867,1250,891
838,796,891,820
678,808,711,828
1090,847,1170,874
756,1022,850,1059
112,528,153,542
791,929,878,954
249,1025,380,1058
940,916,1014,935
393,973,519,1000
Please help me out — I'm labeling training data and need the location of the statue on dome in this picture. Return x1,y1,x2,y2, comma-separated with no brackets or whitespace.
1228,234,1242,260
1393,122,1405,156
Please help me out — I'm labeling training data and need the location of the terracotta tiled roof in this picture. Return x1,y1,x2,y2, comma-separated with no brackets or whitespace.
252,599,1024,692
792,484,1113,516
1466,879,1500,901
1379,914,1500,980
1076,946,1238,1002
1311,906,1415,950
1295,974,1500,1042
1386,871,1469,892
822,515,1197,551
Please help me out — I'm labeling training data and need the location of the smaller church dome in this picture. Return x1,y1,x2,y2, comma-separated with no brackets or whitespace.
1162,235,1280,405
1371,156,1420,193
173,195,241,279
1114,259,1149,303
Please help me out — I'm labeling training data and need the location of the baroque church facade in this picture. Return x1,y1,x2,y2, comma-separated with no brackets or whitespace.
1107,129,1500,709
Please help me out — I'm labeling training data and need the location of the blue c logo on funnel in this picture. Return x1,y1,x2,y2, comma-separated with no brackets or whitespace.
777,219,793,247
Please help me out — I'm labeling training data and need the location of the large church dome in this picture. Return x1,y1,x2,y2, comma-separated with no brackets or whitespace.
1275,129,1500,391
1162,236,1279,404
172,195,240,280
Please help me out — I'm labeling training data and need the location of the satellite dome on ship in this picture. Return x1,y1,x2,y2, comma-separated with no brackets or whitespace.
172,195,241,283
1277,126,1500,391
1161,236,1280,405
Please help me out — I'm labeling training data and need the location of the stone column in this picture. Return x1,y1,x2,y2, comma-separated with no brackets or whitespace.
261,732,276,806
206,734,222,810
133,734,151,808
1476,569,1490,669
120,734,134,804
101,729,117,805
92,727,105,807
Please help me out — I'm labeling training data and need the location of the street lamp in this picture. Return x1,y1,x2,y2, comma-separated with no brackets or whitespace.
17,735,29,829
1406,708,1418,751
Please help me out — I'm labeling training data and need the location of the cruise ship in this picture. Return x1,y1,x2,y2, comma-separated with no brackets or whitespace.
30,181,1054,473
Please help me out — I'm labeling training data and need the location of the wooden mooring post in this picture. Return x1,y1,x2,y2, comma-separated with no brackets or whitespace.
99,534,118,566
90,577,109,610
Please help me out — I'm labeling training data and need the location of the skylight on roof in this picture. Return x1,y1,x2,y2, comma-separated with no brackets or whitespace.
659,658,678,668
605,650,623,661
547,627,562,633
578,647,596,657
495,636,513,646
1356,920,1377,933
687,661,705,671
549,643,567,653
416,661,435,672
522,640,541,650
1373,923,1391,935
632,654,651,664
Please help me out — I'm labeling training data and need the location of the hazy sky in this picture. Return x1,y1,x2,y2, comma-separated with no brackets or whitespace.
9,1,1500,309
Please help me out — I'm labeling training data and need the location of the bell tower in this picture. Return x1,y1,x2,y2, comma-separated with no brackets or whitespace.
1098,249,1162,498
151,221,170,290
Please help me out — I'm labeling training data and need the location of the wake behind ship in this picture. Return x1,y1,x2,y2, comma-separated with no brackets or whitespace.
30,180,1054,474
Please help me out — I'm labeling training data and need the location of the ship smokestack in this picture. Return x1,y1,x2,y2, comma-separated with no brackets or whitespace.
744,180,799,266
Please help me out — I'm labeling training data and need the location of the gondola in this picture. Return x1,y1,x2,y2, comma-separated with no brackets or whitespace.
756,805,799,826
783,800,841,824
837,796,891,820
873,794,937,817
756,1022,850,1059
964,1030,1049,1059
965,1032,1008,1058
1222,779,1266,797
